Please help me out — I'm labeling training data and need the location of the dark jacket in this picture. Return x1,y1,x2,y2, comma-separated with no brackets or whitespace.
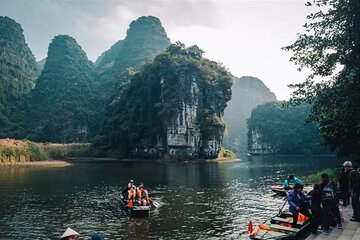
288,190,311,214
349,169,360,194
310,189,322,210
339,168,349,189
320,180,339,203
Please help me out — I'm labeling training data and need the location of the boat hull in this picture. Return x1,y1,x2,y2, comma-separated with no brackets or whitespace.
119,197,151,217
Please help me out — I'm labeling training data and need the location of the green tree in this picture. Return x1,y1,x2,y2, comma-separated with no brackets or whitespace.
247,102,329,155
283,0,360,159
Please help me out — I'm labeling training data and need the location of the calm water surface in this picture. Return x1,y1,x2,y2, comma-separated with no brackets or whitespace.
0,156,343,239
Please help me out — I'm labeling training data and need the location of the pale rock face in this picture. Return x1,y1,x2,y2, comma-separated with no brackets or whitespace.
166,79,202,157
248,130,275,155
135,76,226,159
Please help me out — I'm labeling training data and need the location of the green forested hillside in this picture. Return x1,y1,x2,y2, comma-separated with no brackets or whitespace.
247,102,329,155
223,76,276,155
25,35,97,143
94,40,123,68
96,16,171,92
0,16,40,137
99,42,232,157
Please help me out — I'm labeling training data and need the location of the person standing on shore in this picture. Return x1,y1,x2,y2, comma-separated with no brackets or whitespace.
339,164,350,206
345,161,360,222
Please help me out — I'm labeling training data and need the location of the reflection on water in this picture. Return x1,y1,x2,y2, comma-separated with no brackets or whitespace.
0,156,342,239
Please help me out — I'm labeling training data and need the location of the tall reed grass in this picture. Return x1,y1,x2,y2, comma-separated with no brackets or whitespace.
0,139,93,163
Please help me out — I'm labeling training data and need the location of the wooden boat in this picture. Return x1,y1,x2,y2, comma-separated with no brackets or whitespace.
248,212,311,239
271,185,289,196
119,196,151,217
271,185,313,196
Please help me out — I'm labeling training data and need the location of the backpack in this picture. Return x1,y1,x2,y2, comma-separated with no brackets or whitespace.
322,183,336,201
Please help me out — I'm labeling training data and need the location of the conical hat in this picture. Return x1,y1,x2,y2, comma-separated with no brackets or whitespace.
60,227,79,239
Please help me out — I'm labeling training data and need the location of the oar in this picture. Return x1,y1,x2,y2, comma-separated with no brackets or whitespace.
149,198,161,208
279,192,289,213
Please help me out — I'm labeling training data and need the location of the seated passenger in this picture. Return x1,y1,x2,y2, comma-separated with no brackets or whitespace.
123,183,136,206
136,182,150,206
121,183,131,199
283,175,303,190
130,179,137,190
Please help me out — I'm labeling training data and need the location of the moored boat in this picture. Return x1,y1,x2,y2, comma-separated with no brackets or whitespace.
271,185,313,196
248,211,311,239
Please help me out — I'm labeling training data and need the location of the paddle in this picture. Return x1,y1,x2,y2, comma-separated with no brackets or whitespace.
278,193,289,213
149,198,161,208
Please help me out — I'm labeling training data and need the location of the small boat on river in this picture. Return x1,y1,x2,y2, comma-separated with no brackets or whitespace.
248,211,311,239
271,185,313,196
119,196,151,217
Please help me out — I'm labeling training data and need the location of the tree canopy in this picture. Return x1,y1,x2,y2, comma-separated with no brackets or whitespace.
247,102,329,155
283,0,360,159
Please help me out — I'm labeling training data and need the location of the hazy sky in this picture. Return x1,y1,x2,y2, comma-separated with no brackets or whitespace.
0,0,312,100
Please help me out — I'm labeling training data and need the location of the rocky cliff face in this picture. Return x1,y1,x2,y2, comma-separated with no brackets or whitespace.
101,43,232,159
248,130,276,155
223,76,276,156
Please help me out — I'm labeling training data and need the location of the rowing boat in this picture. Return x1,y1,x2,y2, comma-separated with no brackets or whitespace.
248,212,311,239
119,196,151,217
271,185,313,196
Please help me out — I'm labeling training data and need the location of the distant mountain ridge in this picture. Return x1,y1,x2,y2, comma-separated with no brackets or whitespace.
223,76,276,155
0,16,40,137
25,35,97,142
96,16,171,92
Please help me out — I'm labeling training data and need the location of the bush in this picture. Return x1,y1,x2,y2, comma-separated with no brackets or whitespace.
217,147,236,160
305,168,340,184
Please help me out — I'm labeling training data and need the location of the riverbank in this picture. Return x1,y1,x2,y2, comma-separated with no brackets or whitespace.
0,139,93,163
0,160,72,167
304,167,340,184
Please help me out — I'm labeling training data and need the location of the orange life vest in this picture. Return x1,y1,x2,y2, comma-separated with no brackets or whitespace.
137,188,150,205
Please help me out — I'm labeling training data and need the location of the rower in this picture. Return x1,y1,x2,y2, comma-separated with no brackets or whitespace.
283,175,303,190
123,183,136,206
130,179,137,190
136,182,150,206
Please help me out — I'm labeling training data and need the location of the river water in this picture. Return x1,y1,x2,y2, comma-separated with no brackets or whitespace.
0,156,343,240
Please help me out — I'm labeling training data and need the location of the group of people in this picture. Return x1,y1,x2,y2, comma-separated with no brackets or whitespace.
122,180,150,207
287,161,360,235
60,228,104,240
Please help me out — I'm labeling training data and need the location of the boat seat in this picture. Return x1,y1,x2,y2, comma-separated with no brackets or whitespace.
271,217,304,226
268,224,300,232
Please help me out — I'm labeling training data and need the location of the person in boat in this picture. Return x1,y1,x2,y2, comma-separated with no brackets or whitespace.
288,183,312,227
136,182,150,206
283,175,303,190
60,227,79,240
130,179,137,190
320,173,342,234
123,183,136,206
